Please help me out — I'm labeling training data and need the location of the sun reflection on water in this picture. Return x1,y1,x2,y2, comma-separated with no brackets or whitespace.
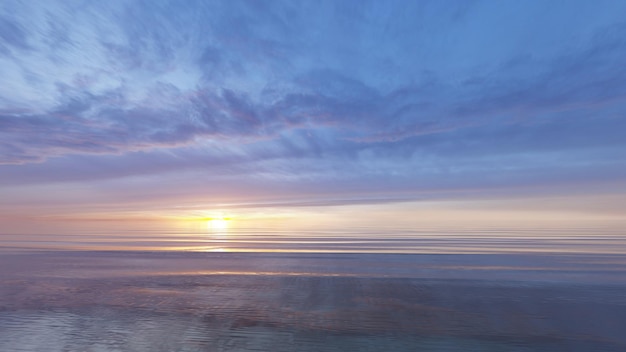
205,216,231,252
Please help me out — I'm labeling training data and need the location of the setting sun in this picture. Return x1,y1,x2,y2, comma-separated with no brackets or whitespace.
207,217,230,232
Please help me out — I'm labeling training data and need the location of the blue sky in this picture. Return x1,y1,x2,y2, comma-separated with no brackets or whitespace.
1,0,626,228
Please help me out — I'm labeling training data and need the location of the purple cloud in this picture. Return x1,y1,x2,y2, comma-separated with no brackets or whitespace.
1,0,626,211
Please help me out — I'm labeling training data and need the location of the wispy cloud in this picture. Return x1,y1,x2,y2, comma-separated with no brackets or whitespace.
1,0,626,210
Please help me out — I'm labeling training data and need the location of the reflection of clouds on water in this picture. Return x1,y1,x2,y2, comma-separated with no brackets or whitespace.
1,251,626,352
0,310,212,351
1,272,626,352
0,308,571,352
0,310,492,351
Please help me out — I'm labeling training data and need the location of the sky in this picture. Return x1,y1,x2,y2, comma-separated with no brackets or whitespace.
1,0,626,233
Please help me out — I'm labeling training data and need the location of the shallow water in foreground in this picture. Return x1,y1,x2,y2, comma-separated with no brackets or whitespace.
1,251,625,351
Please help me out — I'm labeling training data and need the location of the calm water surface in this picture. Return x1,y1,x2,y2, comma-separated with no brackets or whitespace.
1,228,626,351
2,226,625,254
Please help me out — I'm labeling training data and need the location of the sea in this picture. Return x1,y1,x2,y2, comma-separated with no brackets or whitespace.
1,226,625,351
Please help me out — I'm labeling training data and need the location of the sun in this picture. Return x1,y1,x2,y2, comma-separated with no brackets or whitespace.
207,216,230,232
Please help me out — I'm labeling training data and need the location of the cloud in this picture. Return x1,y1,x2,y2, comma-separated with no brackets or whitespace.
1,0,626,208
